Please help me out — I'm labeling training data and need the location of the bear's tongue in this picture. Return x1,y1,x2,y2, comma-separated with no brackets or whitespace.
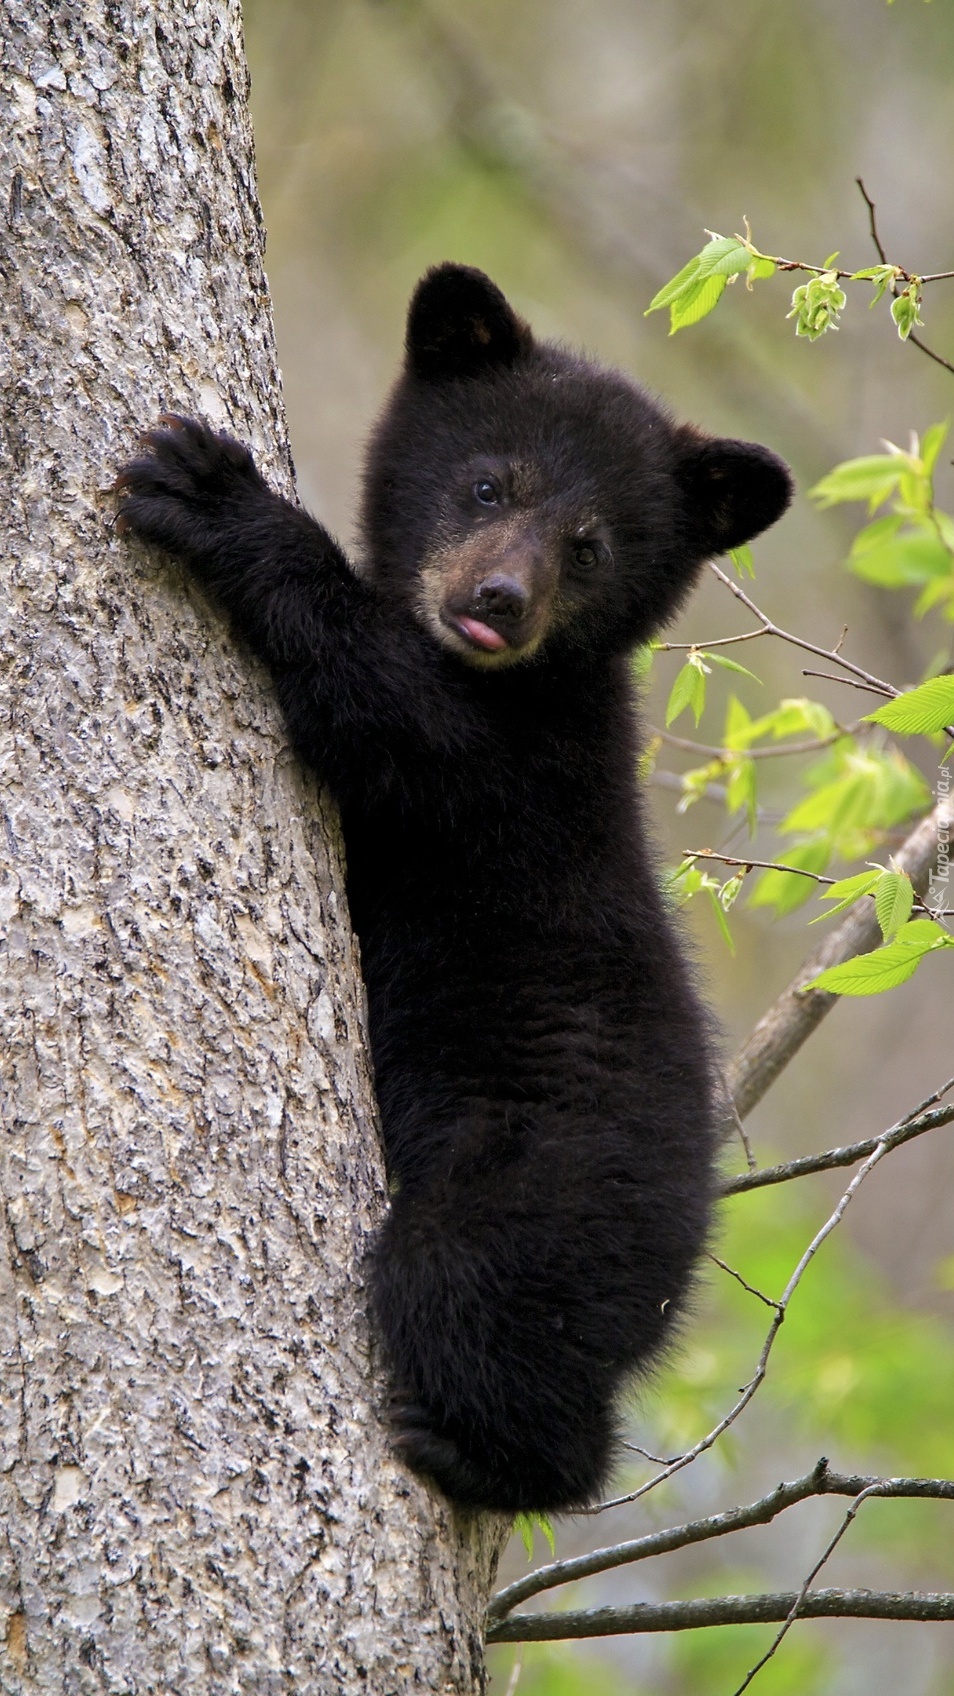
457,616,509,652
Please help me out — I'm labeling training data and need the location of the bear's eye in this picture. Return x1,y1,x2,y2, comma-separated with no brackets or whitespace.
572,542,599,571
474,479,500,506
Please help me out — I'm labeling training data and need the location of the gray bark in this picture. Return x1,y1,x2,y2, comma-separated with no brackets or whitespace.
0,4,501,1690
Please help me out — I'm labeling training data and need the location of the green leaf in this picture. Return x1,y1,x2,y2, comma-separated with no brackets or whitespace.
702,651,762,683
646,253,712,314
725,754,757,833
851,263,900,307
729,542,755,578
810,454,907,509
669,273,726,332
824,869,884,901
847,528,952,589
787,272,847,340
891,283,923,341
914,576,954,620
864,675,954,734
723,693,753,749
514,1512,555,1558
747,256,776,283
920,420,950,474
706,886,736,952
646,235,752,334
805,918,953,996
665,657,708,725
874,869,915,939
695,235,753,279
719,873,745,911
811,867,883,921
806,946,923,996
728,696,837,750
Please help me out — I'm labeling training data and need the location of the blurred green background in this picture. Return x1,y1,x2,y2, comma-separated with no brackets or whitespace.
241,2,954,1690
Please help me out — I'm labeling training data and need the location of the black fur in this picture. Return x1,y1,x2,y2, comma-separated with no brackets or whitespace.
115,264,792,1513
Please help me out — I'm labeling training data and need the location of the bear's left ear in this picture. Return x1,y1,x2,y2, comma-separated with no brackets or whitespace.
674,430,793,556
406,263,534,382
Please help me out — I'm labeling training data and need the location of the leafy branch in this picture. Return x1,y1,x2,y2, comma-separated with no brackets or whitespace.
644,180,954,376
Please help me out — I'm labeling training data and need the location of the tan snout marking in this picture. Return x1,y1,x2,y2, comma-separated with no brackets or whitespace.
417,517,560,668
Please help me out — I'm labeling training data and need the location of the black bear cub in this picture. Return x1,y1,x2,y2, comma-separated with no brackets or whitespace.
116,264,791,1513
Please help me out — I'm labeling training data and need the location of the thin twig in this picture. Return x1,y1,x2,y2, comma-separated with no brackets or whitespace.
856,176,888,264
856,177,954,377
732,1483,887,1694
487,1462,954,1622
650,725,851,761
723,1098,954,1196
800,668,895,698
708,1253,780,1311
721,1073,758,1170
707,561,899,698
684,848,838,885
589,1102,943,1513
654,629,767,652
620,1440,677,1466
905,330,954,379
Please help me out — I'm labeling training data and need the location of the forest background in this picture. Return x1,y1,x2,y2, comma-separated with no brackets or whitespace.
239,3,954,1692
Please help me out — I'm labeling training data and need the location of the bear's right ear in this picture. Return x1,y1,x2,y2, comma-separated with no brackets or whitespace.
405,264,533,382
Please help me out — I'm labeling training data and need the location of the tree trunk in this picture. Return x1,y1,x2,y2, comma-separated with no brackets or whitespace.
0,4,501,1690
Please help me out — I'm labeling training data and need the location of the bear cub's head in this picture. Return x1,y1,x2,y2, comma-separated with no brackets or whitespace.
362,264,792,669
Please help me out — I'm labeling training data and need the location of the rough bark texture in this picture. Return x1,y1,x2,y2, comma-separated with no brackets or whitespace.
0,5,501,1690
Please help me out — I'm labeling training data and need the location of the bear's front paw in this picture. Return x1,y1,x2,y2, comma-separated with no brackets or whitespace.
114,414,267,563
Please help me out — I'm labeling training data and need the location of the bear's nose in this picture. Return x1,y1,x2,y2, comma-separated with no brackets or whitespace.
474,573,529,622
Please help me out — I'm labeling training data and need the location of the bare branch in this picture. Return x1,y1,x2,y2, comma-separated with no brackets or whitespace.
857,177,888,264
708,1253,781,1310
654,629,768,651
856,177,954,377
723,1097,954,1196
487,1587,954,1644
684,848,838,885
707,560,899,699
726,803,944,1120
721,1074,758,1170
650,725,852,760
904,329,954,379
800,668,895,698
732,1482,887,1694
590,1101,940,1513
487,1462,954,1623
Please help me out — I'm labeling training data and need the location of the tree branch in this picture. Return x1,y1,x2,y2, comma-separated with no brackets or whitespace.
487,1463,954,1623
650,724,852,760
732,1482,886,1694
856,176,954,378
706,561,898,700
487,1587,954,1643
589,1095,943,1512
726,802,945,1120
723,1095,954,1195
